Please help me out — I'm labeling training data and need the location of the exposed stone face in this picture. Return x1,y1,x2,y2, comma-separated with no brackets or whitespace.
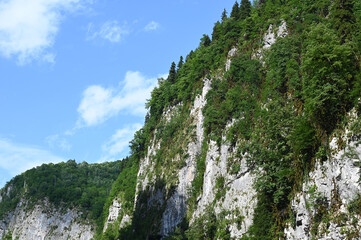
103,198,131,232
192,138,257,238
128,76,258,238
277,20,288,38
161,78,211,236
136,129,161,193
108,199,122,223
285,110,361,239
254,20,288,60
263,20,288,49
0,199,94,240
214,154,257,238
225,47,238,72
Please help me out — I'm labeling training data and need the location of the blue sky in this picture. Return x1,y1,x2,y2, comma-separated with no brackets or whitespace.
0,0,238,188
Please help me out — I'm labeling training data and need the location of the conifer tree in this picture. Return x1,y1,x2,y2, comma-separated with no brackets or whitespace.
212,21,222,41
186,50,194,62
257,0,266,8
200,34,211,47
230,1,240,20
177,56,184,72
221,9,228,22
330,0,356,42
302,23,356,134
168,62,176,84
240,0,252,19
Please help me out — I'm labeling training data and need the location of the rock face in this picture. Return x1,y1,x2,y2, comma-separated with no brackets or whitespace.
0,199,94,240
225,47,238,72
160,78,211,236
105,199,122,228
263,20,288,49
193,139,257,238
285,110,361,239
103,198,131,232
254,20,288,60
130,76,258,238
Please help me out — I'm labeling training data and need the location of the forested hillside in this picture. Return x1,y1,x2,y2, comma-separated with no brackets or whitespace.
1,0,361,239
0,160,125,235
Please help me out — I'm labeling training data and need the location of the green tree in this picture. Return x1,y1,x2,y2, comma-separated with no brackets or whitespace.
185,50,194,62
257,0,266,8
200,34,211,47
230,1,240,20
4,232,13,240
212,21,222,41
240,0,252,19
265,36,301,95
168,62,177,84
302,23,356,135
221,8,228,22
177,56,184,72
330,0,356,41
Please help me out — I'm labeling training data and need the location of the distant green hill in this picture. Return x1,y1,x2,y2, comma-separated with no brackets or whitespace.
0,159,125,227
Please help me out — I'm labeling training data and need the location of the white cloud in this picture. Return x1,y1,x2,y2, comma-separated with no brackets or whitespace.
46,134,72,151
77,71,161,127
0,138,65,177
42,53,56,64
87,21,129,43
144,21,160,31
100,123,142,162
0,0,87,64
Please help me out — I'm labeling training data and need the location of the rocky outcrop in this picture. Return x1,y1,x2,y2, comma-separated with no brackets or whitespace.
160,78,211,236
103,198,131,232
193,122,257,238
0,199,94,240
263,20,288,49
254,20,288,60
285,110,361,239
124,76,258,238
225,47,238,72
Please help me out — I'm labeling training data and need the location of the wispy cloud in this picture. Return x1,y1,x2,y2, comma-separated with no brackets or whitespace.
0,138,65,187
0,0,89,64
87,21,129,43
46,134,72,151
100,123,142,162
77,71,162,127
144,21,160,31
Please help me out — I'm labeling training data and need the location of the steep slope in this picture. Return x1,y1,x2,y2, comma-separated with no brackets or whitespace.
285,109,361,239
0,199,93,240
100,0,361,239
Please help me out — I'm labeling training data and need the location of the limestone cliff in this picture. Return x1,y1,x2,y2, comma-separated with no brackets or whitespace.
0,198,94,240
285,109,361,239
101,5,361,236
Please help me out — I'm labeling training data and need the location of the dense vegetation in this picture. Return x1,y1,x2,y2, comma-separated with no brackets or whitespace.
99,155,139,238
0,160,124,228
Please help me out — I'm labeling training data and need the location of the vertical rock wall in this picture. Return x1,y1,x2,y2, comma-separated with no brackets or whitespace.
285,110,361,239
0,199,94,240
